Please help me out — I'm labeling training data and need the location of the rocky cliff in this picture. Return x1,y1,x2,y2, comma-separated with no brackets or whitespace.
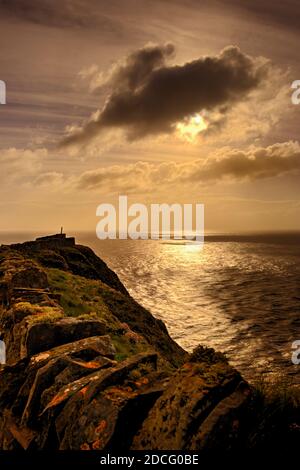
0,235,297,453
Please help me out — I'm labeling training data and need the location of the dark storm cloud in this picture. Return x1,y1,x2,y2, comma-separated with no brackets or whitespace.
62,44,270,145
96,43,175,93
0,0,116,29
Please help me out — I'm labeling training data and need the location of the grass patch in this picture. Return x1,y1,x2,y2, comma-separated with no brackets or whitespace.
46,268,119,328
26,310,64,324
13,301,64,324
111,333,149,362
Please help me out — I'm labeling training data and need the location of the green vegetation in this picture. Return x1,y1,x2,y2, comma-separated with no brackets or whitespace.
13,301,64,324
46,268,152,361
0,251,30,281
111,333,149,362
46,268,119,328
26,310,64,325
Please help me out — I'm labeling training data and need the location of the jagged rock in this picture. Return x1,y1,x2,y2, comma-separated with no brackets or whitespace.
31,334,116,361
33,249,69,270
189,382,251,450
24,318,107,357
0,253,49,308
42,352,157,415
0,359,29,413
1,410,37,450
59,383,166,451
0,335,118,449
22,356,73,425
22,354,116,427
10,267,48,290
3,303,65,364
11,288,53,306
52,352,162,450
11,336,116,417
131,353,251,450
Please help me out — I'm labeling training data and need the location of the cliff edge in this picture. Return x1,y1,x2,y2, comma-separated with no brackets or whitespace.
0,234,297,453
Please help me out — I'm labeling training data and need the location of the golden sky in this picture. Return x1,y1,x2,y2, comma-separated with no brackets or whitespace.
0,0,299,233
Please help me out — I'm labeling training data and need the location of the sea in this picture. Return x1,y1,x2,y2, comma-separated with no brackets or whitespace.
1,231,299,385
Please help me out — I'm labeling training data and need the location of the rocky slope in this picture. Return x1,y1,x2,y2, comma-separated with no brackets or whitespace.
0,234,295,452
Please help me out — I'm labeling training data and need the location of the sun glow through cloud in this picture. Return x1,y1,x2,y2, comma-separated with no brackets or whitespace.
176,114,208,142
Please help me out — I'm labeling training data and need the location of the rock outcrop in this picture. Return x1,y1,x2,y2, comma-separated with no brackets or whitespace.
0,234,253,451
132,350,250,450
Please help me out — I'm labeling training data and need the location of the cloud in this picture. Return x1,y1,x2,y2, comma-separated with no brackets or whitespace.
4,141,296,196
74,141,300,192
0,0,120,29
76,161,155,192
221,0,300,32
87,43,175,92
33,171,64,189
62,44,270,145
188,141,300,182
0,147,47,184
166,0,300,32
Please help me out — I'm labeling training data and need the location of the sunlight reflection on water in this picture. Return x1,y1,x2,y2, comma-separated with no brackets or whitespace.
77,235,299,384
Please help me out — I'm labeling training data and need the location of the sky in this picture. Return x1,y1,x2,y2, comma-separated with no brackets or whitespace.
0,0,300,234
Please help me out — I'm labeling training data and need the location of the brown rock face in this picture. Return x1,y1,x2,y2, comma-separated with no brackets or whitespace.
131,353,251,450
24,318,107,357
10,268,48,290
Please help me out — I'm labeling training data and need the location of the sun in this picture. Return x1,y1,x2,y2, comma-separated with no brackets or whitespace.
176,114,208,142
